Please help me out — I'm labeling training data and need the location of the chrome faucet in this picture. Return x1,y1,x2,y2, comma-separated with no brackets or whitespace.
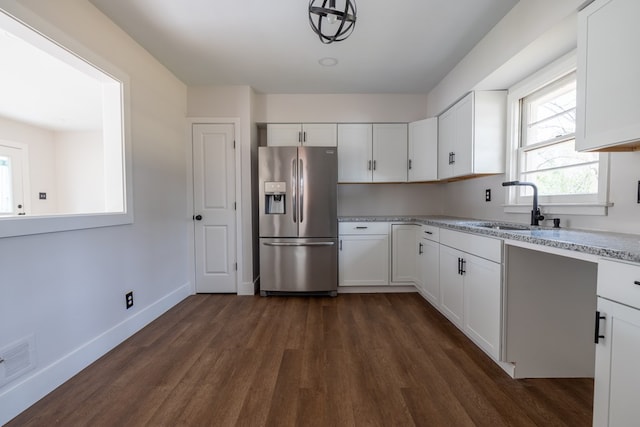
502,180,544,226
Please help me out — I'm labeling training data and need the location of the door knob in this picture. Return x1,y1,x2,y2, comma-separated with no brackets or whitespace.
193,214,203,221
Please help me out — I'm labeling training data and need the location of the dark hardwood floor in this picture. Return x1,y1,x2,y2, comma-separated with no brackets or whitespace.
8,293,593,426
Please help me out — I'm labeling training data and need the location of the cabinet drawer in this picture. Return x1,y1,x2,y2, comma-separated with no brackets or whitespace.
420,225,439,242
440,228,501,263
339,222,389,235
598,259,640,309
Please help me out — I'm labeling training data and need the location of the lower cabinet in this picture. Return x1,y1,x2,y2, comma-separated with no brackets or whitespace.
338,222,389,287
594,259,640,426
391,224,419,284
417,231,440,306
439,229,503,360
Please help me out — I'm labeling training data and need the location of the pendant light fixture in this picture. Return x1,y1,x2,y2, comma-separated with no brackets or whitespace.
308,0,357,44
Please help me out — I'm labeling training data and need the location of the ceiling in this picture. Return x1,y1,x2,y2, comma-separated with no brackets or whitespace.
89,0,520,94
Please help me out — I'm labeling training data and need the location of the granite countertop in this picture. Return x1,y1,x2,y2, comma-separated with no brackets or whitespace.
339,215,640,264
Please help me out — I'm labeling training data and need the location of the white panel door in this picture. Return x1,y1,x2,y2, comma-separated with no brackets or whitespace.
192,123,236,293
391,224,418,283
337,124,372,183
0,144,26,216
453,93,474,177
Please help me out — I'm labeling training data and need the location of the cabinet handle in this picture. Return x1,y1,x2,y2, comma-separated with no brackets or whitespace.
373,160,377,170
408,159,412,170
298,131,302,143
339,240,342,251
418,242,423,255
594,311,606,344
634,281,640,286
448,152,454,165
457,257,462,275
460,258,466,275
303,131,307,143
424,231,433,235
368,160,372,171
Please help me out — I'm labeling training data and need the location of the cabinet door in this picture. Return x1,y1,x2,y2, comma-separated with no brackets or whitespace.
302,123,337,147
452,93,474,177
337,124,372,183
338,234,389,286
594,297,640,426
577,0,640,151
439,245,464,328
391,224,418,283
463,254,501,360
267,124,301,146
437,107,456,180
372,124,408,183
418,238,440,307
408,118,438,182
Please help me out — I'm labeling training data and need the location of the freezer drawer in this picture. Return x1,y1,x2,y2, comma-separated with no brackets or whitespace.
260,237,338,294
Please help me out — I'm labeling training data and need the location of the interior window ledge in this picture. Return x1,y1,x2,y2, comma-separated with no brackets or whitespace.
503,203,612,216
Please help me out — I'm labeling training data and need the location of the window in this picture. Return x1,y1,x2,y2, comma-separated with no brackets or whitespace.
0,8,132,237
505,51,609,215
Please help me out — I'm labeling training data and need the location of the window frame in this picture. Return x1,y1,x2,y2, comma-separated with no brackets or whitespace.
0,8,133,238
504,50,610,216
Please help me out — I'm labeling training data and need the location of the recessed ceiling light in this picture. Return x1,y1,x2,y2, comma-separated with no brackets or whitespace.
318,57,339,67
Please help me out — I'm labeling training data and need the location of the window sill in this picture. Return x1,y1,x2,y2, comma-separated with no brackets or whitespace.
0,212,133,238
503,203,612,216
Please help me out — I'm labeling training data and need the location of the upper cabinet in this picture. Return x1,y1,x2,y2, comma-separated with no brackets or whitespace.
576,0,640,151
408,118,438,182
437,91,506,180
337,123,408,183
267,123,337,146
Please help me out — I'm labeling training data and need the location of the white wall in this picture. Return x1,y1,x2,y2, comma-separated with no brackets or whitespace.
0,0,189,424
54,131,104,213
255,93,429,123
0,116,58,214
338,184,443,217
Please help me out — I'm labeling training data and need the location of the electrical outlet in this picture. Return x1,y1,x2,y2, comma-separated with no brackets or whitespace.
485,189,491,202
39,192,47,200
125,291,133,309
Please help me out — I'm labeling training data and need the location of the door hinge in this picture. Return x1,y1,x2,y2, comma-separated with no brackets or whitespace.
233,140,236,149
234,202,237,210
234,262,238,271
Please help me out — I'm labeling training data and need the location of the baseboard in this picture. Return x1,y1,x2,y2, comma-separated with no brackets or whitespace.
337,285,418,294
0,282,191,425
237,278,257,296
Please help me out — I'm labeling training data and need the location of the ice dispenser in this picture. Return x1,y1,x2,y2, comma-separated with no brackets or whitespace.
264,181,286,214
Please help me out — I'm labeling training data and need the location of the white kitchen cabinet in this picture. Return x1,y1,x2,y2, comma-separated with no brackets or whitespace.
408,118,438,182
337,123,407,183
593,259,640,426
391,224,419,284
372,124,408,182
463,253,502,360
338,222,389,287
439,244,465,329
267,123,337,146
439,228,502,359
437,91,506,180
576,0,640,151
417,225,440,307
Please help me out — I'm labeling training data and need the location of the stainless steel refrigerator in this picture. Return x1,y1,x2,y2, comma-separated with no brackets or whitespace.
258,146,338,296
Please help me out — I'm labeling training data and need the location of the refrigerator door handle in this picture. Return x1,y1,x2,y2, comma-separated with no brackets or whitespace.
263,242,335,247
299,158,304,223
292,158,297,223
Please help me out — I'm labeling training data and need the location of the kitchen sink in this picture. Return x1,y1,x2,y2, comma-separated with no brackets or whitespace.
465,222,534,231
